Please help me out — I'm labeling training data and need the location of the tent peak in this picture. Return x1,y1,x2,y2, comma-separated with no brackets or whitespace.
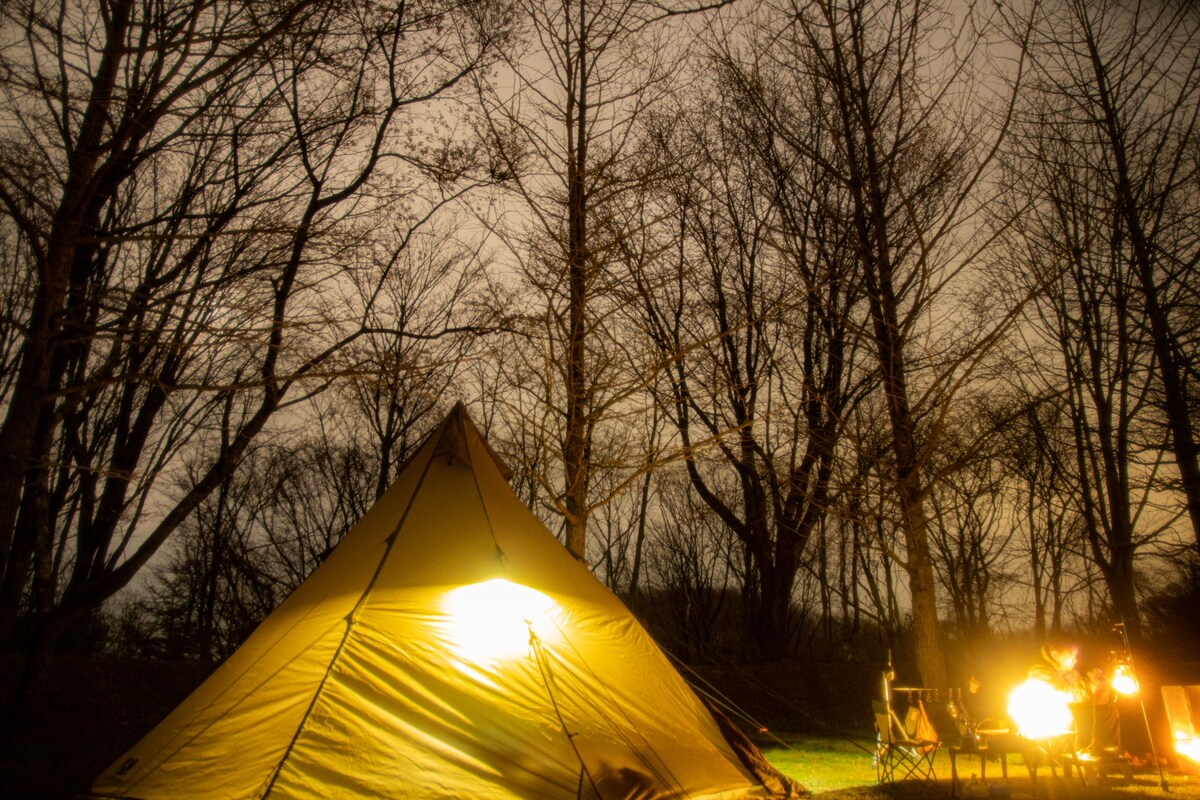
431,401,513,480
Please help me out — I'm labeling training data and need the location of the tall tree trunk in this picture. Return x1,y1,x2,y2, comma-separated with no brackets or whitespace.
1080,22,1200,551
817,0,951,692
562,0,592,562
0,0,137,647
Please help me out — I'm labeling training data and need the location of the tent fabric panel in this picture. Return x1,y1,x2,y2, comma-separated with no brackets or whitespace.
90,624,348,799
271,617,583,799
530,604,761,797
88,445,438,798
363,454,512,596
464,428,761,790
465,432,606,601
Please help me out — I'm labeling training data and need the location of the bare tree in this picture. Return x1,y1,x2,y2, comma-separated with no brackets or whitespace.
996,395,1089,640
721,0,1026,688
474,0,727,561
1000,0,1200,637
0,0,512,696
142,431,376,662
1003,118,1182,639
633,55,869,658
840,403,906,645
1014,0,1200,550
926,416,1017,645
341,221,492,498
587,401,667,595
639,467,747,662
145,447,296,662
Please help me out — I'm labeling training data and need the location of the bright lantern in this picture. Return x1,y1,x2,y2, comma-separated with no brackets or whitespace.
1008,678,1075,739
441,578,560,663
1110,663,1139,696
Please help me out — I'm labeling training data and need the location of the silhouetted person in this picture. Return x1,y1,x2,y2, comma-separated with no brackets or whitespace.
1085,667,1121,755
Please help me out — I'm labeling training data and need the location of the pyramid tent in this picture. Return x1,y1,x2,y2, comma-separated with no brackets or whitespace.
88,403,800,799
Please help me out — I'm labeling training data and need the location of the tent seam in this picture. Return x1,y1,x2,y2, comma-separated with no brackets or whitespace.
256,445,439,799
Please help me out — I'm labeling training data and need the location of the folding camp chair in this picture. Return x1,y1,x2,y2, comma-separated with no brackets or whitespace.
874,698,940,785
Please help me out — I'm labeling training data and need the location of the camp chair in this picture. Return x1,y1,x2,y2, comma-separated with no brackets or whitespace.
874,697,940,785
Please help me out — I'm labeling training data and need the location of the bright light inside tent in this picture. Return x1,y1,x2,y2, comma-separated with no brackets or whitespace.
1008,678,1075,739
441,579,559,663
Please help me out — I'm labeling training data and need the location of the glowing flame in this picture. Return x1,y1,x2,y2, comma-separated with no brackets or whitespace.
1176,731,1200,766
1008,678,1075,739
1111,663,1139,696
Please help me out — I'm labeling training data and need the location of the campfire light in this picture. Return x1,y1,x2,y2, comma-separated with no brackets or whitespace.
1007,677,1075,740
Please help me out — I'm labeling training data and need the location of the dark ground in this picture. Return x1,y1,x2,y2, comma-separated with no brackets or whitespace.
0,655,214,800
1,655,1196,800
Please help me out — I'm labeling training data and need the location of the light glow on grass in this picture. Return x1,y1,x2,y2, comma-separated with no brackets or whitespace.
761,731,1200,798
760,734,882,793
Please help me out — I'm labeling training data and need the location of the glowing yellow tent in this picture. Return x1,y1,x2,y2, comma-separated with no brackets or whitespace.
87,403,800,799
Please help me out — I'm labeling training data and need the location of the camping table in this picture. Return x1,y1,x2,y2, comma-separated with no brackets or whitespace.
950,728,1012,798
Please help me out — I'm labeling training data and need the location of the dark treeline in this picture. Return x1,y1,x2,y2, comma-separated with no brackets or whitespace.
1,0,1198,698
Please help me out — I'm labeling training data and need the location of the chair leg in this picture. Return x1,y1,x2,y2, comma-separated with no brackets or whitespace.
877,743,938,786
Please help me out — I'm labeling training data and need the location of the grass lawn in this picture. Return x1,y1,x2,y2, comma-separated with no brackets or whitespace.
761,732,1200,800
